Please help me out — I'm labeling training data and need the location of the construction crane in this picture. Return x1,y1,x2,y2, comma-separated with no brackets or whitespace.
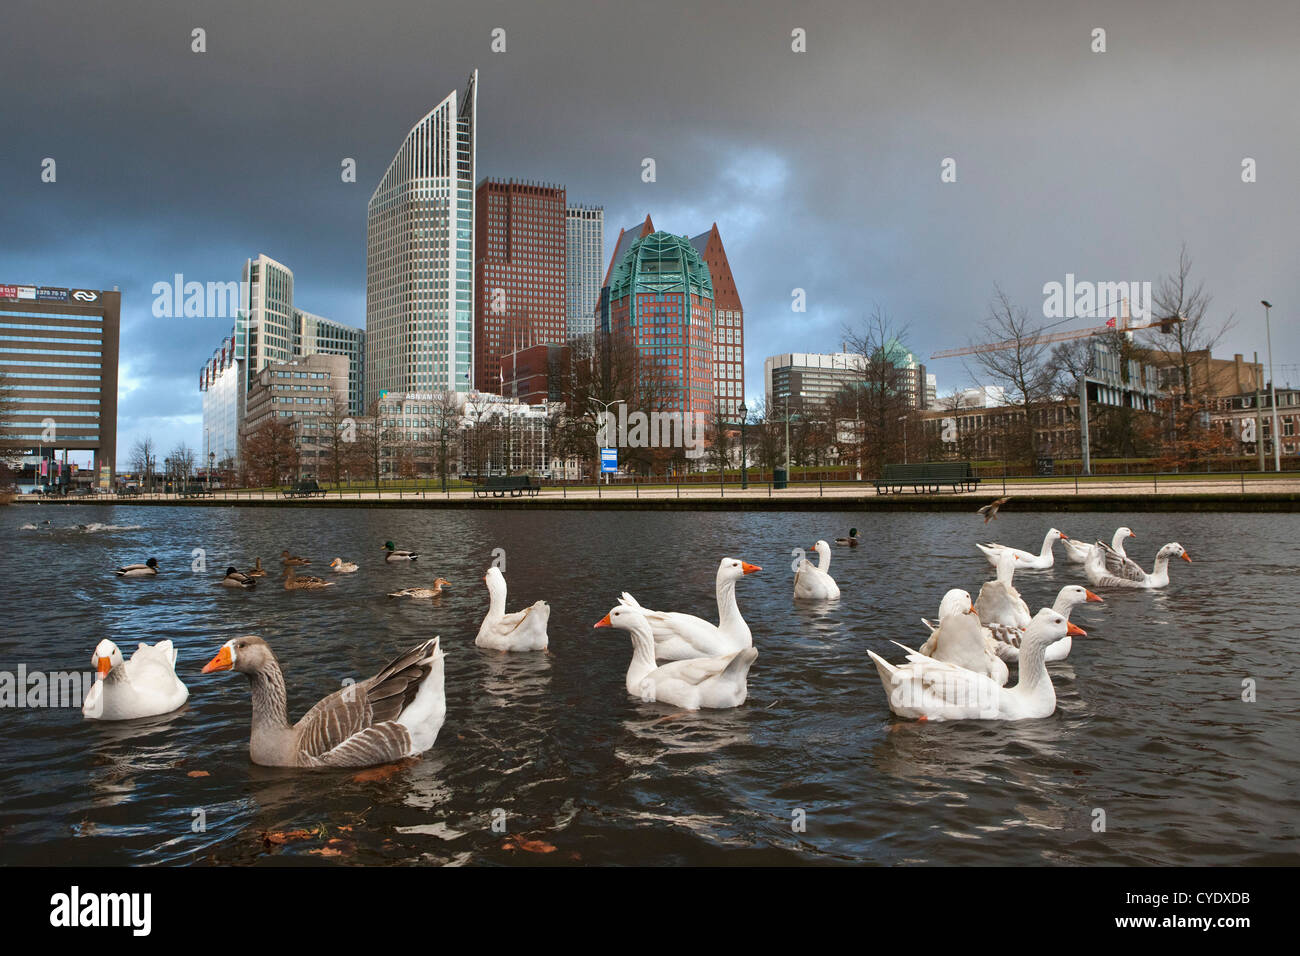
929,301,1181,360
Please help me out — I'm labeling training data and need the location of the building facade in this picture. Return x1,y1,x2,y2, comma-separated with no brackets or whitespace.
473,179,567,392
607,231,716,418
565,204,604,339
764,351,866,418
690,224,745,421
295,309,365,414
366,70,478,407
1209,386,1300,460
243,353,350,479
0,284,120,486
500,343,572,406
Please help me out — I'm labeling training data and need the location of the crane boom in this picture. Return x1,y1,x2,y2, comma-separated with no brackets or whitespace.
929,315,1179,360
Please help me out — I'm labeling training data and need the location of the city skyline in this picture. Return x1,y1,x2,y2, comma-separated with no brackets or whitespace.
3,0,1297,464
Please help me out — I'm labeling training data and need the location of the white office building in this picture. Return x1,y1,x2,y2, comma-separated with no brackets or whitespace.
565,204,604,339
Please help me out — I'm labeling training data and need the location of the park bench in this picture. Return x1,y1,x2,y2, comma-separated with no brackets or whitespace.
180,484,215,498
472,475,542,499
874,462,981,494
282,480,326,499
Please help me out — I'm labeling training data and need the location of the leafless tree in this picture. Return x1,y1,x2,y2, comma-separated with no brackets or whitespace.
840,304,914,476
131,436,158,491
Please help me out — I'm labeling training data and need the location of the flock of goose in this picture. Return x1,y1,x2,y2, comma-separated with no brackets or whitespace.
85,509,1191,769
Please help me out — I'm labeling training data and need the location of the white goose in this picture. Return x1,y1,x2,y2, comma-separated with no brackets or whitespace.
1085,541,1191,590
983,585,1102,663
82,639,189,720
868,608,1085,721
596,604,757,710
1062,527,1134,564
977,528,1068,569
974,549,1032,629
618,557,760,661
917,590,1009,685
475,566,549,652
793,539,841,601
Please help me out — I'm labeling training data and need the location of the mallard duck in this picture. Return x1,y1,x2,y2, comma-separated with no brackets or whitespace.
329,558,359,573
389,579,451,599
282,566,334,590
280,550,311,566
83,639,189,720
246,557,267,578
977,496,1011,523
114,558,158,578
835,527,860,546
595,604,757,710
201,635,446,767
475,566,548,651
217,566,256,589
382,541,418,562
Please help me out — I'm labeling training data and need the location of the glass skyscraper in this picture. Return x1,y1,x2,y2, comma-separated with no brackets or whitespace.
565,204,603,339
366,70,477,408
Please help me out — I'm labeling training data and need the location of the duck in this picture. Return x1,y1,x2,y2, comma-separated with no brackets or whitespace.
280,550,311,566
282,566,334,590
617,557,760,661
114,558,159,578
917,589,1009,685
974,549,1032,629
981,585,1102,663
1062,527,1135,565
475,566,548,651
977,528,1068,570
1085,541,1190,589
596,604,757,710
793,540,841,601
977,495,1011,523
868,608,1085,721
389,579,451,599
82,639,189,720
382,541,419,562
835,528,860,546
246,557,267,578
217,566,256,589
201,635,445,767
329,558,359,573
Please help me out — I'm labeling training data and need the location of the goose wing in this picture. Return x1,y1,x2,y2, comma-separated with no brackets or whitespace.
1098,541,1147,582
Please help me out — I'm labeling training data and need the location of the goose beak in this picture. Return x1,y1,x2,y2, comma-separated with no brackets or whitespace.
1085,589,1102,602
1059,532,1069,540
1129,531,1137,539
1067,622,1087,637
95,656,111,678
967,603,976,613
1181,552,1192,563
201,645,234,674
594,613,612,628
741,562,761,574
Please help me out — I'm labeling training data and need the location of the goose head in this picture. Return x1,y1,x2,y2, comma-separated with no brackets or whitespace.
716,557,761,584
810,540,831,559
1053,585,1102,611
594,604,654,644
1118,527,1136,541
1158,543,1191,563
483,565,506,596
937,588,975,620
91,639,124,679
329,558,346,569
995,548,1019,583
1048,528,1068,541
1023,608,1086,650
202,635,273,676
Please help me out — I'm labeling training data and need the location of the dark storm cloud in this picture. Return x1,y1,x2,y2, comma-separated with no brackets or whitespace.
2,0,1297,460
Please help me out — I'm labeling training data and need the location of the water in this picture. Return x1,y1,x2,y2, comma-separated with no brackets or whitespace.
2,504,1297,865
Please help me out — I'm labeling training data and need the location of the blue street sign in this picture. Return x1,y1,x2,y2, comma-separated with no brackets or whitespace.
600,448,618,473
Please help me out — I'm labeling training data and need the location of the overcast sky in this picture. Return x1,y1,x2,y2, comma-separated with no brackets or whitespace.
3,0,1297,464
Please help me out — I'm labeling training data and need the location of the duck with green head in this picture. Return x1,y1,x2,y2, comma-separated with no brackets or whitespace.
383,541,419,562
835,528,859,546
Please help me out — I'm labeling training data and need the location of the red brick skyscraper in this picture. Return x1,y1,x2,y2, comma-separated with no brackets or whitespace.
474,180,567,393
690,224,744,420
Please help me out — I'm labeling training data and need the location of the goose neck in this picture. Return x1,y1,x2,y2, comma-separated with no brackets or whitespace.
625,624,658,692
247,659,291,732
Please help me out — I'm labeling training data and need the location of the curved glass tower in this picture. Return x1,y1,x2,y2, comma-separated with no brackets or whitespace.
366,70,477,408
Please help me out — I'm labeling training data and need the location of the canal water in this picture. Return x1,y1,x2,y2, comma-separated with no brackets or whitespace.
1,505,1296,865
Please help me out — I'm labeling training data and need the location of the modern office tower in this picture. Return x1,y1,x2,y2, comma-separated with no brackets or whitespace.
242,353,350,479
295,309,365,414
690,224,744,421
200,333,241,470
473,179,567,392
565,204,603,338
0,283,120,487
366,70,478,409
596,214,655,334
606,231,716,418
500,343,572,405
764,351,867,418
241,254,296,377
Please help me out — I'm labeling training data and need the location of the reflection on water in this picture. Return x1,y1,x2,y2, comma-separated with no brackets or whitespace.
1,504,1298,865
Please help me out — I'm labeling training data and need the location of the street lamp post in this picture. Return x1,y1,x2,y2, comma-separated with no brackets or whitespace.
738,400,748,489
209,451,215,491
898,415,908,464
590,397,624,484
1262,301,1281,472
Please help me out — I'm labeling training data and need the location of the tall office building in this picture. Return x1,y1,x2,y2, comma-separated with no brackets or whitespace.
690,224,744,420
565,204,603,339
606,231,716,418
473,179,567,392
0,283,119,486
366,70,478,408
240,253,295,376
597,215,656,334
296,309,365,414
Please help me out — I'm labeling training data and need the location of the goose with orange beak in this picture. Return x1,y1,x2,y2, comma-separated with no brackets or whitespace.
794,540,840,601
201,635,446,767
870,609,1086,721
1085,541,1191,589
82,638,188,721
977,528,1069,570
595,604,757,710
617,557,761,661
